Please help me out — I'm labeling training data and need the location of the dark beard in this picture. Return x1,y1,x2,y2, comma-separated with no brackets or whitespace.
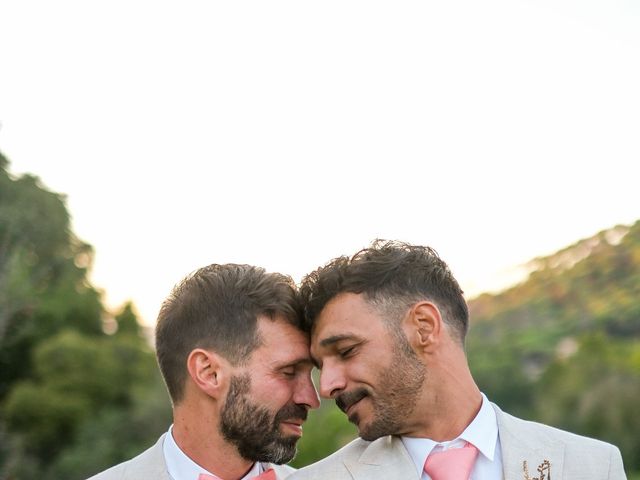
336,334,425,441
220,374,307,464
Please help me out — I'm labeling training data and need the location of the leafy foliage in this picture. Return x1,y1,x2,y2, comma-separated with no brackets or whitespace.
0,154,171,480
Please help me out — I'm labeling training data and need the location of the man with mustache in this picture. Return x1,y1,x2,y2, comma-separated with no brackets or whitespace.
90,264,319,480
290,240,626,480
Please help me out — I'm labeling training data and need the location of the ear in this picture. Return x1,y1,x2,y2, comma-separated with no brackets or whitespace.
404,301,443,353
186,348,227,398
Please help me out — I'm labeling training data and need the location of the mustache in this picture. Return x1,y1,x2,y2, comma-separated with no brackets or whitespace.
335,388,369,413
274,403,309,424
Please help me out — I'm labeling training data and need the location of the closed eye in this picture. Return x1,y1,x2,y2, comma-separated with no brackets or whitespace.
338,346,357,359
279,361,314,378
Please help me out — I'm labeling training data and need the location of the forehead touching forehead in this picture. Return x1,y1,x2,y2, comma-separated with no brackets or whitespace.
254,315,313,367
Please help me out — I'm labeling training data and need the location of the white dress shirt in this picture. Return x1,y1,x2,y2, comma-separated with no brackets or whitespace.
163,425,264,480
401,394,503,480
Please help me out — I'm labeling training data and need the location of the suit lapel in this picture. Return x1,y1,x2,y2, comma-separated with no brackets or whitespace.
344,436,420,480
125,434,172,479
493,405,565,480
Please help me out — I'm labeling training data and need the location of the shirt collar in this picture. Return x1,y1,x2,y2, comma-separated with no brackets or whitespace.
459,393,498,461
401,393,498,476
163,425,263,480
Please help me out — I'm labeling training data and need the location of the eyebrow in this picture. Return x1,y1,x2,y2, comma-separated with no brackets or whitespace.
318,334,358,348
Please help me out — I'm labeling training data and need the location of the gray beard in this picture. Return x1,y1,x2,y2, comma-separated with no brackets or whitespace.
219,374,304,464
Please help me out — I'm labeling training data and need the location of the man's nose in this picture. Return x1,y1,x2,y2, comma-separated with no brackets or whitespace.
319,362,347,399
294,373,320,409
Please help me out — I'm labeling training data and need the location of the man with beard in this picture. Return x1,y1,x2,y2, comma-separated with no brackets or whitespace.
89,264,319,480
289,240,626,480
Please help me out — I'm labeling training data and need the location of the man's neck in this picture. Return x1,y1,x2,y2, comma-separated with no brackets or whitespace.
408,348,483,441
432,382,482,441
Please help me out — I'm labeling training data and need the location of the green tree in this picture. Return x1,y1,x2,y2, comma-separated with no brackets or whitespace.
0,152,170,479
0,154,103,401
3,329,157,456
115,301,142,336
534,334,640,474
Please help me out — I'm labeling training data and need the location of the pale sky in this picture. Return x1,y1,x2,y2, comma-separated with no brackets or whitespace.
1,1,639,325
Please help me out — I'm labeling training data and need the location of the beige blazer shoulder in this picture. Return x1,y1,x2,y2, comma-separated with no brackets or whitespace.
87,433,295,480
87,434,170,480
495,404,626,480
289,403,626,480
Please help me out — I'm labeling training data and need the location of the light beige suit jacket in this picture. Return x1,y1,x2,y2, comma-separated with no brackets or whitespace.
87,434,296,480
289,404,627,480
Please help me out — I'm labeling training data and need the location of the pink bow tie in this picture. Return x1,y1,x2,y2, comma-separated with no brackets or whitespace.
424,442,479,480
198,467,276,480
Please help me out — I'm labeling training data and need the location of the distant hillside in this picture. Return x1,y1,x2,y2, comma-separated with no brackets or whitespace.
468,220,640,369
469,220,640,340
465,220,640,474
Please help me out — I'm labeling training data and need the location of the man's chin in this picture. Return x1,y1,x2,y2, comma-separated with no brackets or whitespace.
256,438,298,465
359,429,384,442
356,417,396,442
350,414,374,440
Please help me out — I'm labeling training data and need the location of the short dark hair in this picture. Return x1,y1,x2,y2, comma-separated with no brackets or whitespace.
156,264,302,404
299,240,469,343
